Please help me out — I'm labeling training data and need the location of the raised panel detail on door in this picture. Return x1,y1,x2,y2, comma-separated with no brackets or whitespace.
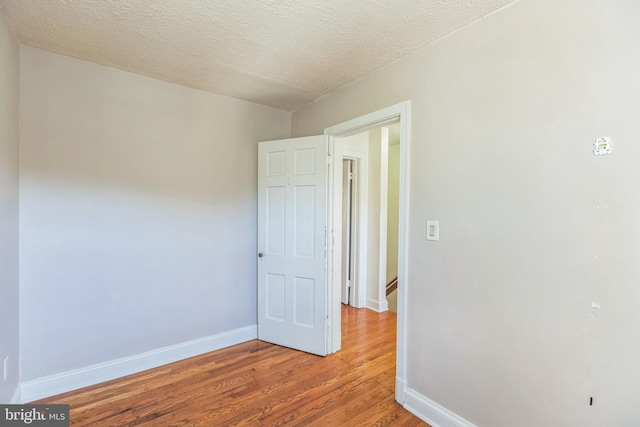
294,185,315,258
266,273,285,321
266,186,286,256
266,151,286,177
293,276,315,327
294,148,316,175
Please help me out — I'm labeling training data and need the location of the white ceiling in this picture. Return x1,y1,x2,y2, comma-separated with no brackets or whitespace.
0,0,517,111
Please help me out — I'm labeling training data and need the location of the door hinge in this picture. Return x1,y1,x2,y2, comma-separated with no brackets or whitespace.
327,155,332,166
325,317,330,328
348,172,353,181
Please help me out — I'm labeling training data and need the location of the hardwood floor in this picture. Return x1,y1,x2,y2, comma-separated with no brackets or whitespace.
35,305,429,426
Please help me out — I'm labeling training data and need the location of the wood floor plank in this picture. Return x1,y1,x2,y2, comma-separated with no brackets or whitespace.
34,305,429,426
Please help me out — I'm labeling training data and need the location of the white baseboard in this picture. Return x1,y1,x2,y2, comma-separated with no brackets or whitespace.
366,297,389,312
20,325,257,403
403,388,478,427
395,376,406,404
10,384,21,404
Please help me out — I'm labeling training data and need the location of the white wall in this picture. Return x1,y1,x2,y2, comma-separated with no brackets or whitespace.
386,132,400,313
366,129,382,309
292,0,640,426
386,127,400,284
19,47,291,382
0,4,20,404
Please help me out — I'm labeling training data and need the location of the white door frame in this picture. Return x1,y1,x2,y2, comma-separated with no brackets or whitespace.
341,157,363,307
342,150,367,309
324,101,411,403
341,159,354,305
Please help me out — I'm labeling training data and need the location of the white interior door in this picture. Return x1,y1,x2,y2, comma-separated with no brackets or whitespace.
257,135,328,356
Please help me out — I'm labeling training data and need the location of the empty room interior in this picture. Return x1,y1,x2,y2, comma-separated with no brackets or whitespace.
1,0,639,426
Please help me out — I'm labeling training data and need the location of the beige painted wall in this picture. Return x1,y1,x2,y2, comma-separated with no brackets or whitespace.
0,4,20,403
19,47,291,382
292,0,640,426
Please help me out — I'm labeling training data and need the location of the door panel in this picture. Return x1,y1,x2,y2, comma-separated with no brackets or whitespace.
266,273,285,321
266,187,286,255
293,185,316,257
293,276,315,327
257,135,328,356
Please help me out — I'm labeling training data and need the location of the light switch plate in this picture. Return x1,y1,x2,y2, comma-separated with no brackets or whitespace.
426,221,439,241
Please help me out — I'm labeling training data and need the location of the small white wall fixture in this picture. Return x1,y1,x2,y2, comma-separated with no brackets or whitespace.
324,101,411,404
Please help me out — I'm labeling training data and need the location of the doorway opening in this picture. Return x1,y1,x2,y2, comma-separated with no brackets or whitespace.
338,124,400,313
325,101,411,403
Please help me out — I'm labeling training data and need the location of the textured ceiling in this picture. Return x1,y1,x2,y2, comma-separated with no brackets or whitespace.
0,0,517,111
